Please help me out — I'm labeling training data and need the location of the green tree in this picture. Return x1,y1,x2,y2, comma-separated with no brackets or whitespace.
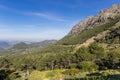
79,61,99,72
89,43,106,61
75,46,94,62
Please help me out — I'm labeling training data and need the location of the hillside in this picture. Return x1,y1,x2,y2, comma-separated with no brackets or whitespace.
69,4,120,36
57,4,120,45
0,4,120,80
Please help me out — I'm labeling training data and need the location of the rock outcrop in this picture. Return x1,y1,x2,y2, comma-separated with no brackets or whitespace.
68,4,120,36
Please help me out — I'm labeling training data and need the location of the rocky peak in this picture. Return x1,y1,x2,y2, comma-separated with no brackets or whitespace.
111,4,120,9
68,4,120,36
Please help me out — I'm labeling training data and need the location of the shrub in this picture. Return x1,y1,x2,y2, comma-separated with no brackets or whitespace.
62,69,80,76
69,63,77,69
79,61,99,72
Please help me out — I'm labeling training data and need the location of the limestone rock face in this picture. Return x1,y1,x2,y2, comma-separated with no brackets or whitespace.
68,4,120,36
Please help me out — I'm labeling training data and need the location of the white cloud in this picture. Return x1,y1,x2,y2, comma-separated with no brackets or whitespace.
0,4,68,22
27,12,68,22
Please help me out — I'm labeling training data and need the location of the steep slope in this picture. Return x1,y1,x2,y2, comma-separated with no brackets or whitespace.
57,4,120,45
74,21,120,52
69,4,120,36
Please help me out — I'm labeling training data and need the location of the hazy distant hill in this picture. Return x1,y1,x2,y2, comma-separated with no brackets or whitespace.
0,47,4,51
12,40,57,49
29,40,57,48
0,40,57,55
12,42,28,49
0,41,10,51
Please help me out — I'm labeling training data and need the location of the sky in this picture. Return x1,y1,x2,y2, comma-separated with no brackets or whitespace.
0,0,120,41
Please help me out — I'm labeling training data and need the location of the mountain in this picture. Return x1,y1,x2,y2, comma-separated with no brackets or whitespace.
12,40,57,49
0,40,57,55
29,40,57,47
0,47,4,51
12,42,28,49
0,4,120,80
0,41,10,50
57,4,120,45
69,4,120,36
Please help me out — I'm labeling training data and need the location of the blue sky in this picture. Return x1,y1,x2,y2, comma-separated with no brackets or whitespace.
0,0,119,41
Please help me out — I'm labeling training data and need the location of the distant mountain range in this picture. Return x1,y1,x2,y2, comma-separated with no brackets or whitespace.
0,41,11,51
11,40,57,49
0,47,4,51
29,40,57,48
0,40,57,55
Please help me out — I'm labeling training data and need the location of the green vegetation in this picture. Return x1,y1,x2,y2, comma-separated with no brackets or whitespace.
0,41,120,79
0,17,120,80
79,61,99,72
65,70,120,80
57,17,120,45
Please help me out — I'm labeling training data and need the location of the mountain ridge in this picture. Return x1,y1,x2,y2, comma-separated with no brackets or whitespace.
57,4,120,45
68,4,120,36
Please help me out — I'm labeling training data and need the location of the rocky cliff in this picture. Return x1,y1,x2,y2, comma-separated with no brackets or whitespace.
68,4,120,36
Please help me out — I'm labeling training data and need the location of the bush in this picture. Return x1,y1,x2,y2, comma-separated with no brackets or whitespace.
75,46,94,62
79,61,99,72
69,63,77,69
62,69,80,76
